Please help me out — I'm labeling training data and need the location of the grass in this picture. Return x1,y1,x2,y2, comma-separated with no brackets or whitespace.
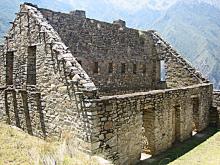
0,123,109,165
138,127,220,165
170,129,220,165
1,122,219,165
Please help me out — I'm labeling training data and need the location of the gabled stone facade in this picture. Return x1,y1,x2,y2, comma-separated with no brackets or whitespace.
0,3,216,165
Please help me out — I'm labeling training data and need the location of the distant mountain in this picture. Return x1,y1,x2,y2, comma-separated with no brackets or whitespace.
152,1,220,88
0,0,220,89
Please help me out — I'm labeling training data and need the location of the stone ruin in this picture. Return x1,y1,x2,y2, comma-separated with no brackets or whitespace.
0,3,219,165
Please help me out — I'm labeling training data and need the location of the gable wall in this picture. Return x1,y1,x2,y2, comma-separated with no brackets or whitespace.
40,9,163,95
0,4,95,151
152,32,209,88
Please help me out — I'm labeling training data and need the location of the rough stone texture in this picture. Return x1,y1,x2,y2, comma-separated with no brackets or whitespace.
39,8,162,95
86,83,212,164
213,91,220,127
152,32,209,88
0,4,96,146
0,3,215,165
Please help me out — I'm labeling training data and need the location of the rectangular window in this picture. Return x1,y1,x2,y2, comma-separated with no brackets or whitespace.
93,62,98,73
6,52,14,85
27,46,36,85
121,63,126,74
143,64,146,74
108,62,113,73
133,63,137,74
160,60,166,81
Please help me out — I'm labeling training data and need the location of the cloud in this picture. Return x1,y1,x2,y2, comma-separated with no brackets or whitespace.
56,0,219,12
104,0,149,11
55,0,178,12
56,0,92,10
147,0,178,10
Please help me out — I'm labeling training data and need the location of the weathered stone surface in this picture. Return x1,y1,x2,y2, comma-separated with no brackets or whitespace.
0,3,215,165
213,91,220,127
39,8,162,95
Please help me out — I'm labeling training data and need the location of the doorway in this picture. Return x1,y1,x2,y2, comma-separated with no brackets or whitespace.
192,97,199,134
174,105,181,142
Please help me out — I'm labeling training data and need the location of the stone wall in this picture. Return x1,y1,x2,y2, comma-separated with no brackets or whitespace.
39,8,162,95
0,3,214,165
213,91,220,127
84,83,212,164
0,45,4,86
152,32,209,88
0,87,5,121
0,3,96,151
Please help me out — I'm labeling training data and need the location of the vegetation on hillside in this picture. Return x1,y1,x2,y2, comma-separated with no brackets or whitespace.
0,123,109,165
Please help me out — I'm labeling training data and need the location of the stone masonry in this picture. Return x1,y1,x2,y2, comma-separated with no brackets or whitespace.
0,3,216,165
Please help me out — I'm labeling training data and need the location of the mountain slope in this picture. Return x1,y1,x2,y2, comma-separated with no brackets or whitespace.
152,2,220,88
0,0,21,43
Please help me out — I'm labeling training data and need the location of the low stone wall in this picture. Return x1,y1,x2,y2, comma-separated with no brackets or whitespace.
213,91,220,127
85,83,212,164
213,91,220,107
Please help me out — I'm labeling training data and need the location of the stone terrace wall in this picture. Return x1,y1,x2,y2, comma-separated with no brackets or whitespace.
85,83,212,164
39,8,162,95
152,31,209,88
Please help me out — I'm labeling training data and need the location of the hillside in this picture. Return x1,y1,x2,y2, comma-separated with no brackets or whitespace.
0,122,105,165
1,122,220,165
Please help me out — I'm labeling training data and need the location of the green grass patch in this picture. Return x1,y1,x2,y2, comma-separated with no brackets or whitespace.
139,127,219,165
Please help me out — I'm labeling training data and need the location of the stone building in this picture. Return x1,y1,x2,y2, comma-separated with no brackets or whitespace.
0,3,218,165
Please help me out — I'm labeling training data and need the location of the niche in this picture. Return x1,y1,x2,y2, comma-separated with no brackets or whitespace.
6,52,14,85
27,46,36,85
121,63,126,74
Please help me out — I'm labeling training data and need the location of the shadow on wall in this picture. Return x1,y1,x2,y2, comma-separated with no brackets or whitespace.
3,89,47,138
137,127,218,165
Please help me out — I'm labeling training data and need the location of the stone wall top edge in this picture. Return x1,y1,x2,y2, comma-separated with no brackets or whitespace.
213,90,220,94
91,83,212,102
37,6,153,34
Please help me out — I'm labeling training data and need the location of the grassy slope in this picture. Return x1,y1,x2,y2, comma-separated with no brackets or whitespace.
1,122,220,165
0,123,102,165
170,130,220,165
138,128,219,165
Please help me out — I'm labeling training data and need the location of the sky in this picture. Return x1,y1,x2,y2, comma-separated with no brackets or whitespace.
55,0,178,11
55,0,220,12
